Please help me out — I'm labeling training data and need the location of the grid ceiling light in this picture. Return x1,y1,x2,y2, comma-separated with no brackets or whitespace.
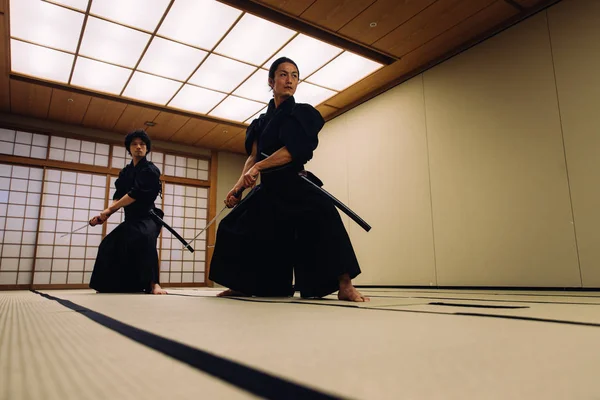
11,39,74,83
138,37,208,81
245,106,268,124
122,72,182,105
189,54,256,93
79,17,151,68
10,0,383,124
169,84,227,114
10,0,84,52
71,57,132,95
233,68,271,104
90,0,171,32
209,96,265,123
44,0,88,12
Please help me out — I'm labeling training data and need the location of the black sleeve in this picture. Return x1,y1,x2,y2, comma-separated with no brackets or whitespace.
279,104,325,164
112,169,127,201
245,118,260,156
127,165,161,202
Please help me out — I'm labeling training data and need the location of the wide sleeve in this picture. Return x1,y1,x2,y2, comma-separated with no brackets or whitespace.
279,104,325,164
127,165,161,202
244,118,260,156
112,169,127,201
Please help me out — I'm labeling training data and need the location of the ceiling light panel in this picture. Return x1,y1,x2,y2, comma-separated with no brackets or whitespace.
209,96,265,123
169,85,227,114
233,68,271,103
189,54,256,93
294,82,336,107
138,37,207,81
10,0,84,52
79,17,150,68
158,0,242,50
44,0,89,12
306,51,383,91
215,14,295,66
71,57,131,95
266,34,342,78
90,0,171,32
123,72,182,105
245,106,268,124
10,39,74,83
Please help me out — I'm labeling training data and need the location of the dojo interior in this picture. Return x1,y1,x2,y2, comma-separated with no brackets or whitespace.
1,0,599,399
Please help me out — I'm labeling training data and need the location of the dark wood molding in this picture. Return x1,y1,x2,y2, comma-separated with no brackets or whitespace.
217,0,396,65
326,0,564,122
205,150,219,287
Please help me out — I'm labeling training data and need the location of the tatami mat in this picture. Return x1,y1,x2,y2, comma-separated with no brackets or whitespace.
2,288,597,399
0,291,255,400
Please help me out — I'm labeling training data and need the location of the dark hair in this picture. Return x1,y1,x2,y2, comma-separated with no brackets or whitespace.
268,57,299,81
124,129,151,155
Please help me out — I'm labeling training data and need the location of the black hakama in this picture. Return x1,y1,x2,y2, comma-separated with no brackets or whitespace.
89,157,163,293
209,96,361,298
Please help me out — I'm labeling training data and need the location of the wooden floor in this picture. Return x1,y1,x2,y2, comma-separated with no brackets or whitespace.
2,288,600,399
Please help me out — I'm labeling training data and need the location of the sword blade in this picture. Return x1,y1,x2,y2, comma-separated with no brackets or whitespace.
186,205,228,247
60,223,89,238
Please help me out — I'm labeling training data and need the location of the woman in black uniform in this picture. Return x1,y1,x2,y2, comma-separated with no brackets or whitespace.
89,130,167,295
210,57,368,302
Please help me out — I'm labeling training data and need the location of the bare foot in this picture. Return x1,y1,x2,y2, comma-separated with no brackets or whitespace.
151,283,168,295
216,289,248,297
337,275,370,302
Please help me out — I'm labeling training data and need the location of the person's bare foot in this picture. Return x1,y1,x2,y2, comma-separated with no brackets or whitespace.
338,274,370,302
216,289,248,297
151,283,168,295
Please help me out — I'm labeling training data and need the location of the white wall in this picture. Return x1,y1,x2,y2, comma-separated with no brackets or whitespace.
309,0,599,287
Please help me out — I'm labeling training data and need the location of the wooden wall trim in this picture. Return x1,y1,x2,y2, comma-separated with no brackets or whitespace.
205,150,219,287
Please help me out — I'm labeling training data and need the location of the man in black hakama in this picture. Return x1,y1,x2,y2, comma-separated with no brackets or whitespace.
209,57,369,302
89,130,167,295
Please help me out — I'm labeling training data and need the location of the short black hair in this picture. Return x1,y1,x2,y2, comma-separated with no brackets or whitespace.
124,129,151,155
268,57,299,81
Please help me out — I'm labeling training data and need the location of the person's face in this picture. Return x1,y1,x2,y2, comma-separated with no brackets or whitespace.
269,62,299,100
130,138,147,158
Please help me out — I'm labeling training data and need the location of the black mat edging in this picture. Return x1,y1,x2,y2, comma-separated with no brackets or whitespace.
32,290,342,400
427,302,528,309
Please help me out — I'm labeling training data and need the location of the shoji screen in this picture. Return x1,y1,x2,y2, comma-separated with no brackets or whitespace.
0,163,43,285
35,169,105,285
161,184,208,285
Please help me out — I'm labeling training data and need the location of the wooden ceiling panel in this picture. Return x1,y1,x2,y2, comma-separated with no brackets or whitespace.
47,89,91,125
339,0,436,45
10,80,52,119
196,124,243,149
0,14,9,112
219,131,246,154
256,0,316,16
300,0,377,32
145,112,190,141
169,118,218,145
372,0,497,58
513,0,549,7
112,105,160,134
82,98,127,131
326,0,519,109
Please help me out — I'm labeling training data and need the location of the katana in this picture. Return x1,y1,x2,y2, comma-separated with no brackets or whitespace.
184,187,244,249
149,209,195,253
261,152,371,232
60,223,89,238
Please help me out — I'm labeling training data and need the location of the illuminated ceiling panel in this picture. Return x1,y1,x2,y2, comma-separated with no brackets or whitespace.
8,0,385,128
